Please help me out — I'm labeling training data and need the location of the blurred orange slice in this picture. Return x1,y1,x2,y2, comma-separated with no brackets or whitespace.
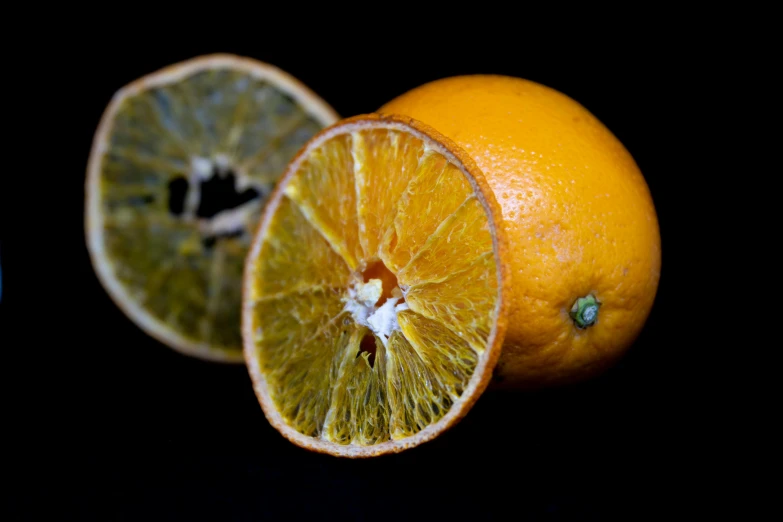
86,54,338,361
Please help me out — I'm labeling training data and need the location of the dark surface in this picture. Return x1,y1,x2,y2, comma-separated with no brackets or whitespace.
8,32,705,521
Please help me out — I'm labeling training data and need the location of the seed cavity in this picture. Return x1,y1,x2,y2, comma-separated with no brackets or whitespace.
167,157,265,248
343,260,409,347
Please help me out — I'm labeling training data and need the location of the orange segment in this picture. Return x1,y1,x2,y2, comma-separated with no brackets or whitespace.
384,330,454,440
323,333,391,446
380,150,474,272
396,194,494,285
251,288,346,349
404,257,498,353
243,115,507,457
249,196,350,299
283,133,363,269
396,310,479,400
262,316,354,438
353,129,423,258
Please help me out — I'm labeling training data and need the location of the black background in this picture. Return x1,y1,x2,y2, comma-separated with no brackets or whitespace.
7,31,705,521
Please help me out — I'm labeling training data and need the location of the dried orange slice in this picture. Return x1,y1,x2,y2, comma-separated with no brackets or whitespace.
85,54,338,361
242,114,508,456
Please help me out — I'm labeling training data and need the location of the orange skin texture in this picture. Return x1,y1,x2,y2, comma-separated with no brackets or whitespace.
380,75,661,388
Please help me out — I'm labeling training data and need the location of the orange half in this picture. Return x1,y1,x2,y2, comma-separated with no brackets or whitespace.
85,54,338,361
242,114,508,457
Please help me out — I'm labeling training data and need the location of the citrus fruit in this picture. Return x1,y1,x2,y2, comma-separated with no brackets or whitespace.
243,114,509,456
380,75,661,388
85,54,338,362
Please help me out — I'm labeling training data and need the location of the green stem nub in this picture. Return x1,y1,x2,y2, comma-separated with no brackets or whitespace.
570,294,601,329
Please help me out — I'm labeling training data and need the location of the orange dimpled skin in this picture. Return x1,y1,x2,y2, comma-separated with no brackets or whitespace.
380,75,661,388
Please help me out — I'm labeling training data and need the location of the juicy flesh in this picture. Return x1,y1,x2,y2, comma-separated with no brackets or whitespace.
248,128,499,445
97,68,325,352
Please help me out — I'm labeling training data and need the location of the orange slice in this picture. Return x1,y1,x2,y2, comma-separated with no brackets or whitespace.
242,114,508,456
85,54,338,362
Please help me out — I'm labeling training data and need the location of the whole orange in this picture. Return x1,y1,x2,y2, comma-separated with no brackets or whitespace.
380,75,661,388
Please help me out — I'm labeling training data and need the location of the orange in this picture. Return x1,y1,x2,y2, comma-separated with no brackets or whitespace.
242,75,661,457
380,75,661,388
85,54,338,361
242,115,508,456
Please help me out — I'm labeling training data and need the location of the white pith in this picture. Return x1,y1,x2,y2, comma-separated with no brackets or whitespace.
341,279,410,347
